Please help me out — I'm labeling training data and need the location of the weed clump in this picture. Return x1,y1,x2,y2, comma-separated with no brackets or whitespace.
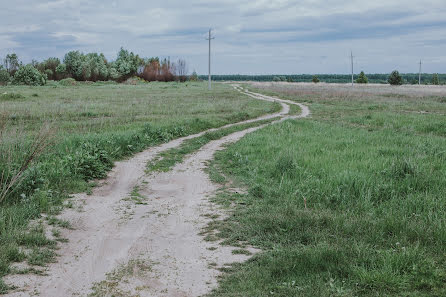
0,93,24,101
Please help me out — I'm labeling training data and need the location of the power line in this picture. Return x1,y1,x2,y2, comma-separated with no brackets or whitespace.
206,29,215,90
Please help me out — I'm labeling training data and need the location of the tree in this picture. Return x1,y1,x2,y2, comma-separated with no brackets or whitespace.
176,59,188,82
432,73,439,85
312,75,320,83
388,70,403,85
356,71,368,84
40,57,60,80
55,63,67,79
0,66,10,85
64,51,84,80
189,70,199,81
13,64,47,86
113,47,142,81
3,53,20,76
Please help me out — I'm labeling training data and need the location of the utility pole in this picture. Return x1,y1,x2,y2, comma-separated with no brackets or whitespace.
351,51,354,86
418,60,422,85
206,29,215,90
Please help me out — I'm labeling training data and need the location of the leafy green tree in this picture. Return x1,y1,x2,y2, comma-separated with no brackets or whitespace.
64,51,84,80
13,64,47,86
432,73,439,85
312,75,320,83
0,66,10,85
388,70,403,85
113,47,142,81
45,69,53,80
273,76,281,82
64,51,110,81
356,71,368,84
40,57,60,80
55,63,67,79
3,53,20,76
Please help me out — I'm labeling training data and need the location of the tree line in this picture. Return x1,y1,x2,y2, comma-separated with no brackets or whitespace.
0,48,190,86
201,73,445,85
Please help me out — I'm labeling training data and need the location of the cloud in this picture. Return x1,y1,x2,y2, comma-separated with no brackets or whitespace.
0,0,445,74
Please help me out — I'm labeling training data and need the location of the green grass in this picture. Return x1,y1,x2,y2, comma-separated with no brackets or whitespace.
147,118,277,173
207,84,446,296
0,81,278,288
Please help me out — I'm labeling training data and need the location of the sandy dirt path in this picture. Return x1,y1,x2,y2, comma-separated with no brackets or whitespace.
4,86,309,297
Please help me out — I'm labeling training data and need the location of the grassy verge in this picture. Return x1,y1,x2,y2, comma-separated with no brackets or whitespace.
207,84,446,296
147,118,277,173
0,81,278,290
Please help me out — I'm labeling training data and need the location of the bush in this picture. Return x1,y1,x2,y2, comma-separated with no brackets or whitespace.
59,78,77,86
12,65,47,86
0,67,10,85
388,70,403,86
312,75,320,83
356,71,368,84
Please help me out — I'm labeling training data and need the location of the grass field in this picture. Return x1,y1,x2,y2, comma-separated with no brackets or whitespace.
0,81,278,292
207,82,446,296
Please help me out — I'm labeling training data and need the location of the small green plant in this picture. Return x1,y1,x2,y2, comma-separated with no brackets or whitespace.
356,71,368,84
312,75,320,83
0,92,24,100
388,70,403,85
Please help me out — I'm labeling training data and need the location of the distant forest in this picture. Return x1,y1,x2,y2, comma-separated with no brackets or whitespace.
199,74,446,84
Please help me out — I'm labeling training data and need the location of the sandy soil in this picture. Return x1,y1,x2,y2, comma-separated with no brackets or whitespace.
4,86,309,297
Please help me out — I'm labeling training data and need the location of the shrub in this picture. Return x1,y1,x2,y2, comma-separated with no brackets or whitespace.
356,71,368,84
312,75,320,83
12,65,47,86
59,78,77,86
388,70,403,86
0,67,10,85
432,73,439,85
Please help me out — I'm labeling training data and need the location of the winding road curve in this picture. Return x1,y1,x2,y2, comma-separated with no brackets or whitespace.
5,86,309,297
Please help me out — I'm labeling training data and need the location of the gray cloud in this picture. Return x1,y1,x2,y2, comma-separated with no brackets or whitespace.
0,0,445,74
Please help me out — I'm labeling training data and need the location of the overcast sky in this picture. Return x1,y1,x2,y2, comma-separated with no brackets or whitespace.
1,0,445,74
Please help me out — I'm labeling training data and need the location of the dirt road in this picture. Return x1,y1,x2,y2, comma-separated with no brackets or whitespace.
4,86,309,297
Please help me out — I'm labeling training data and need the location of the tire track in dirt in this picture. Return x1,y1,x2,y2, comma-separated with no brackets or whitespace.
4,86,309,297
